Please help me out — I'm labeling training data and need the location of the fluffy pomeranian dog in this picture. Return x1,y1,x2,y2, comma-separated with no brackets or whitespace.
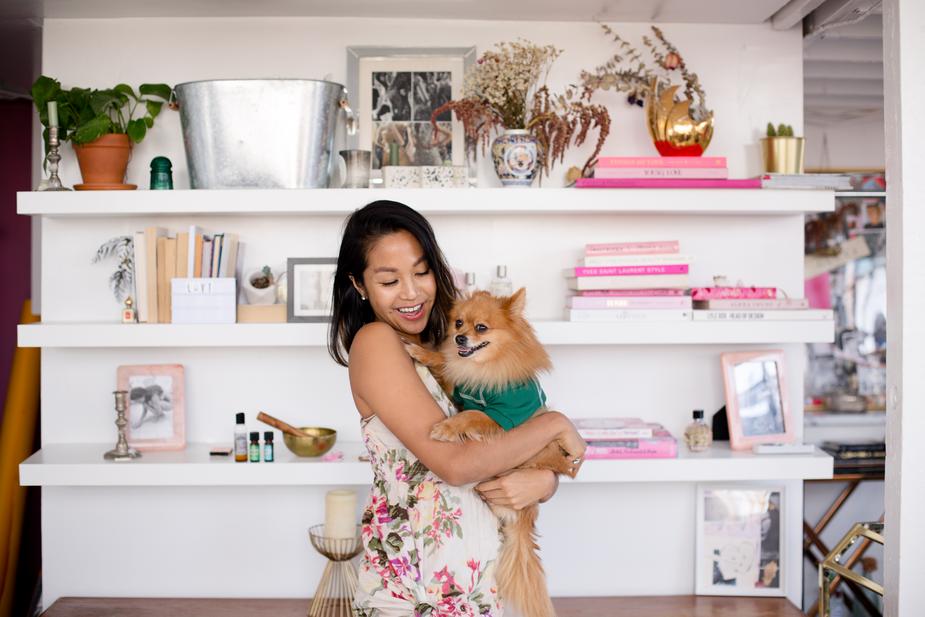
405,288,581,617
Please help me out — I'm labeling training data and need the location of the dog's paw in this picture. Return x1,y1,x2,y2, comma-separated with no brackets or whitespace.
403,341,429,363
430,420,465,443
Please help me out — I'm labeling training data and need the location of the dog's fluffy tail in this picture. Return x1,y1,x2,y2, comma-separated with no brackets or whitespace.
496,504,556,617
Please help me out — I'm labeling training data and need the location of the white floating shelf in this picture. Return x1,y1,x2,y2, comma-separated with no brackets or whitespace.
19,442,832,487
18,320,834,348
17,187,834,217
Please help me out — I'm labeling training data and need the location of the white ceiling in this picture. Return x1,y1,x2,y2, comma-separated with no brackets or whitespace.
5,0,795,23
803,11,884,125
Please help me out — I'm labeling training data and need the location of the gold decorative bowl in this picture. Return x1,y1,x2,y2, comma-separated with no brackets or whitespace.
645,79,713,157
283,427,337,457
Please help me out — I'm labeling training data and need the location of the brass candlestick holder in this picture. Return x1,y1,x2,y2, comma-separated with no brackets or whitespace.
307,524,363,617
39,126,72,192
104,390,141,460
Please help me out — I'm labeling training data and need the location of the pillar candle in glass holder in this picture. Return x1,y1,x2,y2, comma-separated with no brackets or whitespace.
324,489,357,538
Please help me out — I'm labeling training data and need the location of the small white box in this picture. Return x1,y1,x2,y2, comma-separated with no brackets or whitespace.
171,278,236,324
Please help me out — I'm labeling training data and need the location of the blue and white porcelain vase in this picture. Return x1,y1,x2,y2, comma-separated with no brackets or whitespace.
491,129,540,187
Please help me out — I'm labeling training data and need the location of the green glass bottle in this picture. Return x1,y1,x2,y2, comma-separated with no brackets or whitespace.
149,156,174,190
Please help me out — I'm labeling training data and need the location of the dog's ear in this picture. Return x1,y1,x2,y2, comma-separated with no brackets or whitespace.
506,287,527,315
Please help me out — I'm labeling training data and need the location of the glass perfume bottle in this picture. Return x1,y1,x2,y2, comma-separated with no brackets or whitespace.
489,265,512,296
683,409,712,453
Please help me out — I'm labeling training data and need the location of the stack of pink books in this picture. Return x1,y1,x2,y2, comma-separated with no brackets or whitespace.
574,418,678,459
690,286,832,321
564,240,692,322
576,156,761,189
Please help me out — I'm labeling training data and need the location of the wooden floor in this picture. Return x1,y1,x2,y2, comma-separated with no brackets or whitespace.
42,596,807,617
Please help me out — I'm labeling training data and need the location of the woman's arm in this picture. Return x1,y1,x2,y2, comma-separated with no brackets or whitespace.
349,322,583,486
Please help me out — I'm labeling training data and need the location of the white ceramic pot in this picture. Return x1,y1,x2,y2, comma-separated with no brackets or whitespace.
243,270,278,305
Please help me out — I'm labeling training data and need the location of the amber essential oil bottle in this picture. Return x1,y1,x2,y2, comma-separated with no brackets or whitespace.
234,413,248,462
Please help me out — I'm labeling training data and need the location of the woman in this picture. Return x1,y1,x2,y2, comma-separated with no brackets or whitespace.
328,200,585,616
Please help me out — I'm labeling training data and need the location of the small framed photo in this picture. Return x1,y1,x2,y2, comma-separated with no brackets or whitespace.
346,46,475,171
287,257,337,322
720,350,795,450
696,484,785,597
116,364,185,451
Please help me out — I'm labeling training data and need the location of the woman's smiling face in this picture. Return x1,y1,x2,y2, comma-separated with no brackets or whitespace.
354,230,437,344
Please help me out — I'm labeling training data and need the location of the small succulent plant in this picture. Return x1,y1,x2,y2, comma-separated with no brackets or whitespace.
766,122,796,137
250,265,274,289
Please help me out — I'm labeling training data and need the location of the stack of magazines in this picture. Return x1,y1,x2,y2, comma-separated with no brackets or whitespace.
575,417,678,459
820,440,885,476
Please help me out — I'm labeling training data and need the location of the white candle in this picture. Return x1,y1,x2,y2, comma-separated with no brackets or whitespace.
324,489,357,539
47,101,58,128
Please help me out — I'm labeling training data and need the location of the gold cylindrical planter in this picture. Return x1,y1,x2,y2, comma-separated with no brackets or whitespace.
761,136,805,174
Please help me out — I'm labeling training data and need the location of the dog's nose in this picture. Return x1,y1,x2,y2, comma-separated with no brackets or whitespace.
455,334,467,346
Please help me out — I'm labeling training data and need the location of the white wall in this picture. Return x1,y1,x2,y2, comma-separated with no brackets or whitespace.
36,16,808,608
805,114,885,171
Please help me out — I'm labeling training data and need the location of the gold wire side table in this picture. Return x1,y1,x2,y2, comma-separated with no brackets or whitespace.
819,521,885,617
307,524,363,617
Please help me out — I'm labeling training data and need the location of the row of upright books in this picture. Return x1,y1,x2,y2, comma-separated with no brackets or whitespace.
133,225,240,323
575,418,677,459
563,239,832,322
576,156,852,190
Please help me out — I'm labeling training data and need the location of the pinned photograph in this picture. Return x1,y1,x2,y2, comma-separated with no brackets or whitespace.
116,364,186,451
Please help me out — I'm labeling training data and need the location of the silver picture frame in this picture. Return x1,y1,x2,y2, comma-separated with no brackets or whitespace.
287,257,338,323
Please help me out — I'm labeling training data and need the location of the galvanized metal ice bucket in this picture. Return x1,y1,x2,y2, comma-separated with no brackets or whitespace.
174,79,355,189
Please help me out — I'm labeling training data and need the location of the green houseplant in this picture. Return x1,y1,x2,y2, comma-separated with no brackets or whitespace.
31,75,172,188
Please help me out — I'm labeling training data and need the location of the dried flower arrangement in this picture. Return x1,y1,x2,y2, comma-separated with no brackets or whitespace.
431,39,610,180
581,25,710,122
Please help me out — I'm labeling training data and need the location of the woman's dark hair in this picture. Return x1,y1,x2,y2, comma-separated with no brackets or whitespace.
328,200,458,366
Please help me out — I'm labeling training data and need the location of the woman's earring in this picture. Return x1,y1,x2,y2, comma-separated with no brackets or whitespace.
361,295,367,301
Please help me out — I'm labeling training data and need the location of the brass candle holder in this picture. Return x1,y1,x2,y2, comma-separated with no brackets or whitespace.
104,390,141,460
39,126,72,192
307,524,363,617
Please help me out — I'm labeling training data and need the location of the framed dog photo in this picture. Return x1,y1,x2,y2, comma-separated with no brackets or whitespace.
116,364,186,451
287,257,337,322
346,46,475,171
720,350,795,451
695,484,785,597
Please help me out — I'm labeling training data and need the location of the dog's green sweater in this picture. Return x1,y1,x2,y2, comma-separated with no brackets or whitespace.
452,378,547,431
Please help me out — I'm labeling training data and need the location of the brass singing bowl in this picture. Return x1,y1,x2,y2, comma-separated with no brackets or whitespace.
282,427,337,457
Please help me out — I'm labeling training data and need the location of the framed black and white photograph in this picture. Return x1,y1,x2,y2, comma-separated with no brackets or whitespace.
695,484,785,597
116,364,186,451
347,46,475,171
287,258,337,322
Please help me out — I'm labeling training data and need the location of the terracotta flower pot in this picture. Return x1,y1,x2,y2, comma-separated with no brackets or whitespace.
72,133,133,187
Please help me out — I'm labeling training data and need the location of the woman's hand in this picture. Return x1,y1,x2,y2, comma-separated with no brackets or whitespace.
475,468,557,511
549,411,587,472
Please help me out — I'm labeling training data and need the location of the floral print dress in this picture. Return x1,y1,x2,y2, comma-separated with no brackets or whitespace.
354,363,505,617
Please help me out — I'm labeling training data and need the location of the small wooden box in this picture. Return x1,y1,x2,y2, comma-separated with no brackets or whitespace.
236,303,287,323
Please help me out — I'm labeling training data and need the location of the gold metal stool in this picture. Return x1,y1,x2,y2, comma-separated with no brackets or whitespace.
819,521,884,616
307,524,363,617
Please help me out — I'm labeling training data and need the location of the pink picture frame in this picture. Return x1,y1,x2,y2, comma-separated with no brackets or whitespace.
116,364,186,451
720,350,795,451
